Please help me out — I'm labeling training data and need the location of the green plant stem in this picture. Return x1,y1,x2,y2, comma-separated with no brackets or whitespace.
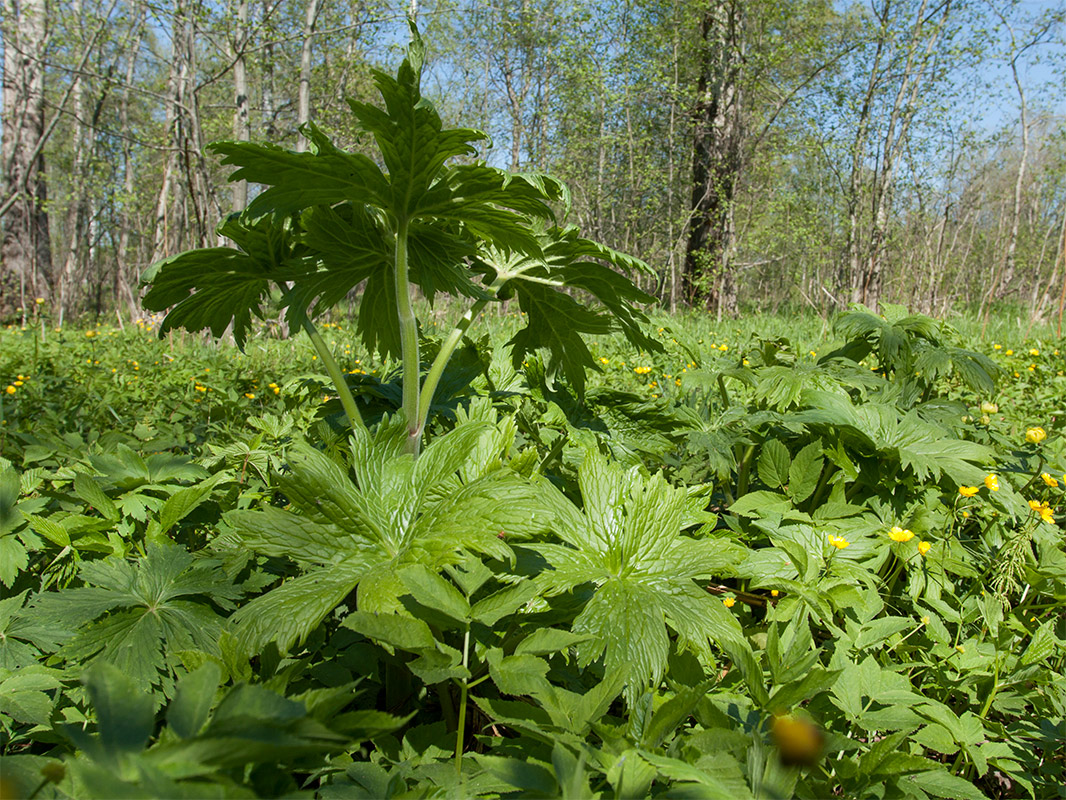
736,443,756,497
979,655,1001,719
393,217,421,454
298,313,366,435
454,628,471,778
807,464,837,511
417,277,505,434
716,374,731,409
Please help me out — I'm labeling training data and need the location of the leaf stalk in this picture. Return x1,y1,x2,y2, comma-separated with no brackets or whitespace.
393,217,422,454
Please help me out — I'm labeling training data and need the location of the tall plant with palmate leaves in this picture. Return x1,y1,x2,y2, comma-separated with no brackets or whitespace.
142,23,657,456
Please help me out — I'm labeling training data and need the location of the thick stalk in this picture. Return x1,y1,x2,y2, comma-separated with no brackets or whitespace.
394,218,421,453
299,314,365,435
417,276,508,432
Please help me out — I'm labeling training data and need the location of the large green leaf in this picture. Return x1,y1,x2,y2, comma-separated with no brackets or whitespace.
533,450,750,700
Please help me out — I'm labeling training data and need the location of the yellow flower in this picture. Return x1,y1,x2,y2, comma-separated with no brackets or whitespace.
194,385,207,393
980,401,998,414
888,526,914,542
1025,427,1047,444
719,344,728,352
1029,499,1043,511
244,392,255,399
993,343,1002,350
4,385,15,395
1005,349,1013,355
918,541,931,555
984,474,999,491
13,380,23,387
1040,507,1055,524
1029,348,1039,356
770,589,779,597
723,596,736,608
827,535,849,549
35,297,44,304
599,357,609,365
1041,473,1059,487
958,486,979,497
809,350,817,357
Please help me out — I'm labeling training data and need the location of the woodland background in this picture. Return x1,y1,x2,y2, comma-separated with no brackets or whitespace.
1,0,1064,324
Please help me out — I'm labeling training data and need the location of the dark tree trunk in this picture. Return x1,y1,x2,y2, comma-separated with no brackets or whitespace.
683,0,743,318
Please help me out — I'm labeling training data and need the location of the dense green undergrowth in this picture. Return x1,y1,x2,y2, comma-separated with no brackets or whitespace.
2,25,1066,800
4,303,1065,800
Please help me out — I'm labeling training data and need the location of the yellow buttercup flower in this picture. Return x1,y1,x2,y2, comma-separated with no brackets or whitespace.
888,526,914,542
723,596,736,608
770,589,779,597
5,385,15,395
958,486,979,497
1005,349,1013,355
984,474,999,491
827,535,849,549
1040,472,1059,487
1025,427,1047,444
917,541,931,556
993,343,1002,350
1029,348,1039,356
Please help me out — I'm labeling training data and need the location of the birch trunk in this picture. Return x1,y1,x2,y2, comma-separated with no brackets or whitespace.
1,0,53,315
296,0,321,152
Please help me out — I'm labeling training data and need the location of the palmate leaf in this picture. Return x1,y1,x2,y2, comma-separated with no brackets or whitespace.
795,390,995,485
34,543,241,692
530,449,752,701
142,214,304,349
210,123,391,216
227,419,551,654
480,227,658,395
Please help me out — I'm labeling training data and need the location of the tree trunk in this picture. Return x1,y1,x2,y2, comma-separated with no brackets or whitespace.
295,0,321,152
230,0,251,212
116,7,145,316
861,0,949,307
841,2,889,305
150,0,190,264
683,0,743,317
1,0,53,316
58,0,88,322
